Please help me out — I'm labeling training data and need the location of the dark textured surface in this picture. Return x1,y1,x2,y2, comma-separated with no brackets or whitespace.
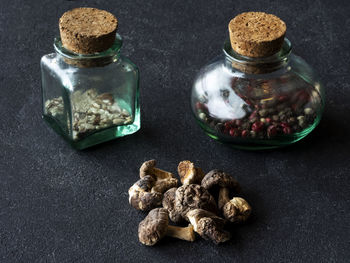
0,0,349,262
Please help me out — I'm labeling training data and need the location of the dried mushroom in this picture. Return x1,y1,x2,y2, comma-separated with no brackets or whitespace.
177,160,205,185
128,175,163,211
187,209,231,244
201,169,241,195
131,160,253,246
222,197,252,223
175,184,218,221
202,170,251,223
140,160,178,193
140,159,173,179
138,208,195,246
162,188,183,223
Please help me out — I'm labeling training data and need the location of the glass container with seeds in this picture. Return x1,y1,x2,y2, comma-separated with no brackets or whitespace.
191,12,324,149
41,8,140,149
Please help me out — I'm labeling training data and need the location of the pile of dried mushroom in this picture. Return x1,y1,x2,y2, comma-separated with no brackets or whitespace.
128,160,252,245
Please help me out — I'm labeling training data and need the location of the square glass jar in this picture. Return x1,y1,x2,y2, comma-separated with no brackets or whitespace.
41,34,140,149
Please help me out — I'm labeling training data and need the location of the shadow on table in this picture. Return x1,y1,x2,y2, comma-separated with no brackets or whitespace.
78,123,156,153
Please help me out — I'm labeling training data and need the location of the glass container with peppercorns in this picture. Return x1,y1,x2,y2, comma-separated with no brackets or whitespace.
191,12,324,149
41,8,140,149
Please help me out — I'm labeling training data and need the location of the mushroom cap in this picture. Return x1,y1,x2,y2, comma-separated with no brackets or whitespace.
201,170,241,193
197,217,231,244
177,161,205,185
138,208,169,246
175,184,218,221
187,209,230,244
152,177,178,194
162,188,184,223
223,197,252,223
186,209,226,229
128,175,162,211
139,160,157,178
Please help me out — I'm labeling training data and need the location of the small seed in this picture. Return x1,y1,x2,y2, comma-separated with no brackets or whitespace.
259,109,268,117
113,118,124,125
109,104,121,113
93,114,101,125
287,117,296,124
297,115,305,121
304,108,314,115
92,103,100,109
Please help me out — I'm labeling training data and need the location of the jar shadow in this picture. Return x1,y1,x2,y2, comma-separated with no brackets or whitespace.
81,125,155,152
282,108,350,152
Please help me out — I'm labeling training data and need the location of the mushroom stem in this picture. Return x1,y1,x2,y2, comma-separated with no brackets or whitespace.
166,224,195,242
153,168,173,179
218,187,230,210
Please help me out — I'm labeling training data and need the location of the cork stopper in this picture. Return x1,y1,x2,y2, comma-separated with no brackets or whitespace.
228,12,286,57
59,8,118,54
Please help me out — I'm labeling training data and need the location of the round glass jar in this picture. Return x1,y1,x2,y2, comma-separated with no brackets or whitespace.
41,33,140,149
191,38,324,149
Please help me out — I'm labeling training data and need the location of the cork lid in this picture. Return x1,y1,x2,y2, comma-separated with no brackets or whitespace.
59,7,118,54
228,12,286,57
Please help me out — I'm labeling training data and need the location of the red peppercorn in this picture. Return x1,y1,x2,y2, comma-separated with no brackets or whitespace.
252,121,263,132
195,102,207,111
249,110,258,120
229,128,241,137
267,125,277,137
278,95,288,102
283,126,292,134
280,122,289,128
241,130,249,137
245,100,253,106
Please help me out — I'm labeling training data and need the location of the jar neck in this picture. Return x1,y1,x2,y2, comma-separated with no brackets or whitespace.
54,33,123,68
223,38,292,74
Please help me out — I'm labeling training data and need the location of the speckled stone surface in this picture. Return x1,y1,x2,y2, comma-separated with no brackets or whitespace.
0,0,349,262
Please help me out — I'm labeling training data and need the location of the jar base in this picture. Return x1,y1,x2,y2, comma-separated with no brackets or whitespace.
43,108,140,150
197,115,321,150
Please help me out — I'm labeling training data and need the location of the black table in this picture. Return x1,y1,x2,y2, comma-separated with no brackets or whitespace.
1,0,349,262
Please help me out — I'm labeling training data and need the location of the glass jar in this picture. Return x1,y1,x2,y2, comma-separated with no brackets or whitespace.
41,33,140,149
191,38,324,149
